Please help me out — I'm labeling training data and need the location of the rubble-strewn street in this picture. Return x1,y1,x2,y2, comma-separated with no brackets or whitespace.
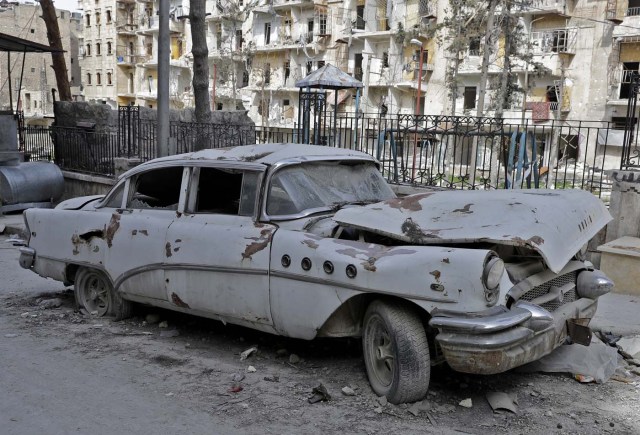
1,235,639,434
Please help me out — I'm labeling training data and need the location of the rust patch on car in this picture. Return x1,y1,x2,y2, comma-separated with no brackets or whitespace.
165,242,173,257
512,235,545,246
452,203,473,214
173,247,180,253
105,214,121,248
362,257,377,272
401,218,429,243
384,192,433,211
302,239,319,249
176,211,182,218
132,229,149,236
430,270,441,281
175,239,182,243
171,293,190,309
442,258,450,264
71,234,81,255
242,229,273,260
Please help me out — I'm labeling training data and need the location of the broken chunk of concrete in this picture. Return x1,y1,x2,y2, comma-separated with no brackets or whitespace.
240,346,257,361
486,392,518,414
38,298,62,309
341,386,356,396
459,398,472,408
308,384,331,404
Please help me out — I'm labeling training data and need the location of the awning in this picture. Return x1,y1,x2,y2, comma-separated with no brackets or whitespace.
0,32,62,53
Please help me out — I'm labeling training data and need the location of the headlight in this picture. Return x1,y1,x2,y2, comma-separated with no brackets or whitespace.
483,256,505,290
482,256,504,306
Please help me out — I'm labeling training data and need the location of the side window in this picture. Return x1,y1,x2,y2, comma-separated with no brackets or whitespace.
103,182,125,208
194,167,259,216
127,167,183,210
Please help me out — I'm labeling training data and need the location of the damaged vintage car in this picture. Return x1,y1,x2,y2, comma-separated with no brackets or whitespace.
19,143,614,404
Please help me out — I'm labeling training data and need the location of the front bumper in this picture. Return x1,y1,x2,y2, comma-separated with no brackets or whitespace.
19,246,35,269
429,298,598,374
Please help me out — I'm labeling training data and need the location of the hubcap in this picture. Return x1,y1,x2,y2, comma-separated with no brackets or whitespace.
365,316,395,387
81,274,109,316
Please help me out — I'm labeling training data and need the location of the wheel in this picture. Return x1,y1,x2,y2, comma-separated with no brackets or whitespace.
362,300,430,404
74,268,132,321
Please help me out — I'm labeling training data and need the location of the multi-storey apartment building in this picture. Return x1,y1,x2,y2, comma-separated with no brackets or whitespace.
73,0,640,131
79,0,191,109
0,1,81,119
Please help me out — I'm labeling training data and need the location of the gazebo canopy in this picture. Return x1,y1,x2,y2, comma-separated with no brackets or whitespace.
0,32,62,53
295,63,363,90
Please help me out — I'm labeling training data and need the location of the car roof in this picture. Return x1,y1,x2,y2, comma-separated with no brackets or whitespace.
138,143,376,167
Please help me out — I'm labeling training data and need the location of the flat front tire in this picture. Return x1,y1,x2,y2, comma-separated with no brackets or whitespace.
362,300,430,404
74,268,132,321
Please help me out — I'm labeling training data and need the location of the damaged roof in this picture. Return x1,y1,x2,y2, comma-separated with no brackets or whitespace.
295,63,363,90
129,143,376,175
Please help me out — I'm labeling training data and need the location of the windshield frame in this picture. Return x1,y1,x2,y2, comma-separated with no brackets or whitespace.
261,158,394,221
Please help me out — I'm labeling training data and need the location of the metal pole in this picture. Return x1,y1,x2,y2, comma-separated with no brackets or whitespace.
8,52,12,113
411,46,424,181
17,50,26,113
157,0,170,157
354,88,360,150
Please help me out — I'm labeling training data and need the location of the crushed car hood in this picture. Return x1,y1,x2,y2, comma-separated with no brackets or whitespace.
334,189,611,273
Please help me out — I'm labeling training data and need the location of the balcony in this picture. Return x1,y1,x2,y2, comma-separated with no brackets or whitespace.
116,50,143,65
518,0,569,15
116,23,138,34
137,15,185,34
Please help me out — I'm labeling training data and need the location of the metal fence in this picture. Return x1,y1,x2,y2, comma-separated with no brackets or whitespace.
256,114,627,202
24,111,634,204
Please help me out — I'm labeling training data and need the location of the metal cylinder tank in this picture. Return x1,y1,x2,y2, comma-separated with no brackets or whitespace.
0,162,64,205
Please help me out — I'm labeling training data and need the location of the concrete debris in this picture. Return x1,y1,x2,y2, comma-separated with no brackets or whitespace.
459,398,473,408
145,313,161,324
407,400,431,417
374,407,383,414
617,335,640,359
232,373,245,383
159,329,180,338
4,333,18,338
308,384,331,404
263,375,279,382
158,321,169,328
341,386,356,396
519,337,619,383
240,346,257,361
377,396,387,406
165,392,174,397
38,298,62,309
486,392,518,413
228,385,243,393
247,365,256,373
289,354,301,364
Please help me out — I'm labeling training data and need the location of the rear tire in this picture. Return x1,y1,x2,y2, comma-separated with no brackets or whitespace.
74,268,132,321
362,300,430,404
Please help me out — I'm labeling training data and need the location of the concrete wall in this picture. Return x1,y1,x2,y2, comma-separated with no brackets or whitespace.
54,101,254,131
61,170,115,201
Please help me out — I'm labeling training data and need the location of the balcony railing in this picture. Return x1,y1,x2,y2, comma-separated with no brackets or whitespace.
627,7,640,16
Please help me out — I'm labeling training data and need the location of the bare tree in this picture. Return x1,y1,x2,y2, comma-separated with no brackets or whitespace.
190,0,211,125
39,0,71,101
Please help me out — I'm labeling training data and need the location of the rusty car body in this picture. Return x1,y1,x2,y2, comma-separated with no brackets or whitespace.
19,143,614,404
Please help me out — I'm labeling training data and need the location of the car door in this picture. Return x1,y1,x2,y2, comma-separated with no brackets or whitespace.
108,164,188,303
164,163,276,329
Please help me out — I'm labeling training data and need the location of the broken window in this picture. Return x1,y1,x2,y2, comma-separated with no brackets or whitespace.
193,167,259,216
103,182,125,208
265,22,271,45
127,167,183,210
620,62,639,99
469,38,481,56
464,86,477,110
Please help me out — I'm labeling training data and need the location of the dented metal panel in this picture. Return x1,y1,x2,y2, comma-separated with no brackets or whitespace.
269,226,493,339
334,189,611,273
163,213,275,326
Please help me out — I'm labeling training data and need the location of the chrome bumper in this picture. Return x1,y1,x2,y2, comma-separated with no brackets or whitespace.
429,298,598,374
19,247,35,269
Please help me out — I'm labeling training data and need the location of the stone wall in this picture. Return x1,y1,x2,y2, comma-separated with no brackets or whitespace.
60,171,116,201
53,102,254,131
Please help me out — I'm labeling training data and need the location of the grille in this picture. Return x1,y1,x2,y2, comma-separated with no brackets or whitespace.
518,271,577,312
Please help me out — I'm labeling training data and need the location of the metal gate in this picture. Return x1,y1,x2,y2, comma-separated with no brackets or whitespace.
118,105,140,158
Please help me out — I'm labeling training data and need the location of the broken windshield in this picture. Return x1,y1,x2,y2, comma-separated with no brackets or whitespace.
266,161,395,217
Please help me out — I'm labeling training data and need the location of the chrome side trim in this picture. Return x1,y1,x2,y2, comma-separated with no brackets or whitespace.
270,270,456,303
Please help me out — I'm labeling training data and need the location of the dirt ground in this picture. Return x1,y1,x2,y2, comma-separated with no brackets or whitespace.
1,239,639,434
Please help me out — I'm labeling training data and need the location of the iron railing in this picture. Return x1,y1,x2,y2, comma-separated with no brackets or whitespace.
21,126,55,161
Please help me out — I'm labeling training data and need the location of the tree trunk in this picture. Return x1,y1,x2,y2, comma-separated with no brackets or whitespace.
39,0,71,101
190,0,211,125
495,11,513,119
475,0,497,117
